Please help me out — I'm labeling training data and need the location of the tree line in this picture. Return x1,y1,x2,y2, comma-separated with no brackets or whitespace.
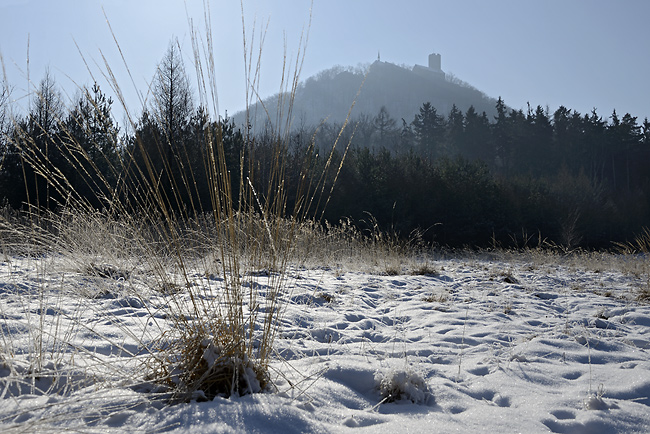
309,100,650,248
0,42,247,219
1,41,649,249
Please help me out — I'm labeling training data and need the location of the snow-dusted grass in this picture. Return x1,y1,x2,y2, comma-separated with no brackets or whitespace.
2,3,650,430
1,230,650,432
1,8,322,405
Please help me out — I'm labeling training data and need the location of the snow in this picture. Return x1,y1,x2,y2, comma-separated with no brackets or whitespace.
1,253,650,433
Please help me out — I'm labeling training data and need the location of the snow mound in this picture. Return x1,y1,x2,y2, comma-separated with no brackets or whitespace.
375,368,433,404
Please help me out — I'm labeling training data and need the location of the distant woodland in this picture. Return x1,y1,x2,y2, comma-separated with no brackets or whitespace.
310,100,650,248
1,46,649,249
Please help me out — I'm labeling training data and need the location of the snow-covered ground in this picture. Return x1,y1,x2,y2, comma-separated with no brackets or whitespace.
1,253,650,433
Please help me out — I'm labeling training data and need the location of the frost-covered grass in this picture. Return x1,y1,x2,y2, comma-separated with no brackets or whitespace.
1,224,650,432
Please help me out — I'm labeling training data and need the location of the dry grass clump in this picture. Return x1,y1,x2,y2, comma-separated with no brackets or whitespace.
422,292,448,303
147,319,269,401
614,227,650,254
298,216,434,275
375,368,432,404
410,262,439,276
638,285,650,303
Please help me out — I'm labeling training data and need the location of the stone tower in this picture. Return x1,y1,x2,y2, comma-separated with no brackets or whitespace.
428,53,441,71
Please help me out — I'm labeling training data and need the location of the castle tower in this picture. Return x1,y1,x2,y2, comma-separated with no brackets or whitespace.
412,52,445,80
428,53,441,71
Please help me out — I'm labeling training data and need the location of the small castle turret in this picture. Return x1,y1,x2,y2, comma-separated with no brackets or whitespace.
428,53,441,71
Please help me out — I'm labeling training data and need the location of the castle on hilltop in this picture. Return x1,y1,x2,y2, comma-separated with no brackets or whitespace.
413,52,445,80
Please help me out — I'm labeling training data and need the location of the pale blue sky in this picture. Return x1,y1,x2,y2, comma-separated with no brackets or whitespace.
1,0,649,123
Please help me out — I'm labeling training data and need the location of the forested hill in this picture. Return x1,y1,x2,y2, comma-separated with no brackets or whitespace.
3,43,648,249
234,59,498,131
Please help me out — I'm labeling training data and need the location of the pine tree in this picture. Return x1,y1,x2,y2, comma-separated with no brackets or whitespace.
607,111,642,192
412,102,445,160
445,104,464,156
460,106,493,164
63,83,120,206
491,97,510,172
524,105,553,175
373,106,397,150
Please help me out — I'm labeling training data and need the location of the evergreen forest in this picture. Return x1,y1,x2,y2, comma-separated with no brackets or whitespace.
1,45,649,250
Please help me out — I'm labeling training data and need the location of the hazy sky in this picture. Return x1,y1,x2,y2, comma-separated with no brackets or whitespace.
1,0,649,123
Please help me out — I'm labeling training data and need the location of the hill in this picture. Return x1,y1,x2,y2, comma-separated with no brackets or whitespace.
235,54,499,132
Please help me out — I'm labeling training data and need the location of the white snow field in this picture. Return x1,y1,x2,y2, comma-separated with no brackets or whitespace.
1,253,650,433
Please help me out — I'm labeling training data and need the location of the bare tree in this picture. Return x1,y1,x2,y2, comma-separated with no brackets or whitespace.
0,80,10,145
27,71,65,208
0,81,11,177
137,38,197,212
29,70,64,139
0,83,9,137
151,38,194,151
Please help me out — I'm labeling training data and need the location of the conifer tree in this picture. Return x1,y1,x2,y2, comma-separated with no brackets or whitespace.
152,39,193,153
460,106,492,164
373,106,397,150
24,71,65,209
445,104,464,156
412,102,445,160
63,83,120,206
131,38,196,212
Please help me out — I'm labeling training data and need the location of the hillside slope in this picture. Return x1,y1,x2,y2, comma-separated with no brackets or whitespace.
236,58,499,131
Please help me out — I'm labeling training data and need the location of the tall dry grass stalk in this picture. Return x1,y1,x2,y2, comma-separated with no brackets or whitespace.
0,1,359,403
614,227,650,255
